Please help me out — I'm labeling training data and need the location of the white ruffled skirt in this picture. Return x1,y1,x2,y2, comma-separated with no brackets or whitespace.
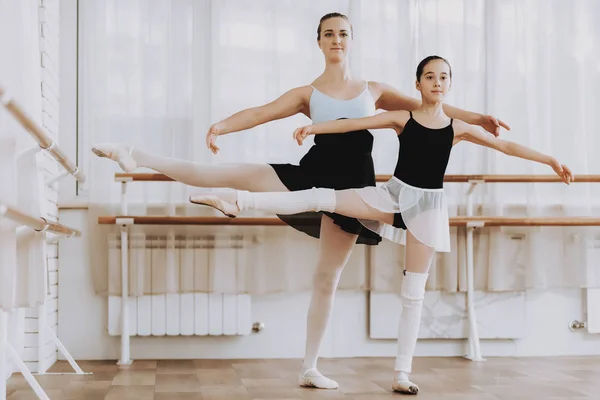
356,176,451,252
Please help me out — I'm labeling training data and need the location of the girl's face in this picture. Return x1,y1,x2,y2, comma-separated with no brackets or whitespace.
416,59,452,102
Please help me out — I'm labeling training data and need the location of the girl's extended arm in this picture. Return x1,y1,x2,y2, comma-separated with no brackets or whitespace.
454,120,573,184
293,110,409,145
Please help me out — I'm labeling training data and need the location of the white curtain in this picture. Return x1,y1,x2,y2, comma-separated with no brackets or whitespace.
481,0,600,291
80,0,600,295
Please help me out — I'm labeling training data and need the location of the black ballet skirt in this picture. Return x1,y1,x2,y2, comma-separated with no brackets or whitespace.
269,129,382,245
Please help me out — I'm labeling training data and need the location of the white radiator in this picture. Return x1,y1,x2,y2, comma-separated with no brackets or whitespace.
107,234,252,336
108,293,251,336
585,240,600,333
587,289,600,333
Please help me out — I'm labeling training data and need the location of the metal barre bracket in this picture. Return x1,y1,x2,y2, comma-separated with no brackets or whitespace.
43,140,57,151
466,221,485,228
115,218,134,226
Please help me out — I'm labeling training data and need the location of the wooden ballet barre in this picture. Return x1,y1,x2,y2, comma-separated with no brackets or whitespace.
0,203,81,237
0,86,85,183
444,174,600,183
114,173,395,182
116,173,175,182
99,216,298,226
451,216,600,227
114,173,392,183
97,215,600,227
115,173,600,183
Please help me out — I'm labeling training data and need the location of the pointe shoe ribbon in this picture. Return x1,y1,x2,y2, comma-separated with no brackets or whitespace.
189,194,240,218
91,144,138,172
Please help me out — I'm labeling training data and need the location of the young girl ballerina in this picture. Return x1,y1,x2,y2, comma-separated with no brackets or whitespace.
188,55,573,394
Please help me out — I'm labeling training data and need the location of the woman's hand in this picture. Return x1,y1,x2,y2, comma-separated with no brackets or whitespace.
206,124,222,154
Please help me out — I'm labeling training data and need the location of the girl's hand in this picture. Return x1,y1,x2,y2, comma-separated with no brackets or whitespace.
549,158,574,184
293,125,313,146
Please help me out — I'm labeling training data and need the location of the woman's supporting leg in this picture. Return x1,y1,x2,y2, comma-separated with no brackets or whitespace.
91,144,289,191
392,230,435,395
299,215,358,389
94,147,388,391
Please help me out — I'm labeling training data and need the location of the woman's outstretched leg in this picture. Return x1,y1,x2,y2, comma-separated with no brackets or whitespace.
299,215,358,389
392,230,434,395
91,144,288,192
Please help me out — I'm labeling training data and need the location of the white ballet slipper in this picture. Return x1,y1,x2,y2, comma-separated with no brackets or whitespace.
392,372,419,394
91,143,137,172
298,368,338,389
189,194,240,218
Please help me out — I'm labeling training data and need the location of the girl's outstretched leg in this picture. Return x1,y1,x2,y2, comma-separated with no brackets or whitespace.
189,187,394,225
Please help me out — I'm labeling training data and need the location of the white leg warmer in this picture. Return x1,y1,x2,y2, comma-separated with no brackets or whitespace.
394,271,428,373
236,187,336,214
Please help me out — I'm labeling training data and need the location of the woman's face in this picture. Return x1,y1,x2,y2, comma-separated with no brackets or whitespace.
318,17,353,63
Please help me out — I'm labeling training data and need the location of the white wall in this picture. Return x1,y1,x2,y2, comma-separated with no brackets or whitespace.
21,0,62,374
3,0,61,378
57,209,600,362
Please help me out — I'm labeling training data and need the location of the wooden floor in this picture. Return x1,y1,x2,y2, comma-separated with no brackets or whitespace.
6,356,600,399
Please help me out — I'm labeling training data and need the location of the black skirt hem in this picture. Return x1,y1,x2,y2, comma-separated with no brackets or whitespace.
268,163,382,246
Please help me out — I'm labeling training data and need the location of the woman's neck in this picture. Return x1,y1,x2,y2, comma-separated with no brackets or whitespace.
320,60,353,84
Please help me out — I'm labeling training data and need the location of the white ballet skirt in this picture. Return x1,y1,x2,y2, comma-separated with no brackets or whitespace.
356,176,451,252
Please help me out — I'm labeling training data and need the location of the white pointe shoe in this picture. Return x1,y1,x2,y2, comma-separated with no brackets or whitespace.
298,368,338,390
392,372,419,395
91,143,138,172
189,194,240,218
